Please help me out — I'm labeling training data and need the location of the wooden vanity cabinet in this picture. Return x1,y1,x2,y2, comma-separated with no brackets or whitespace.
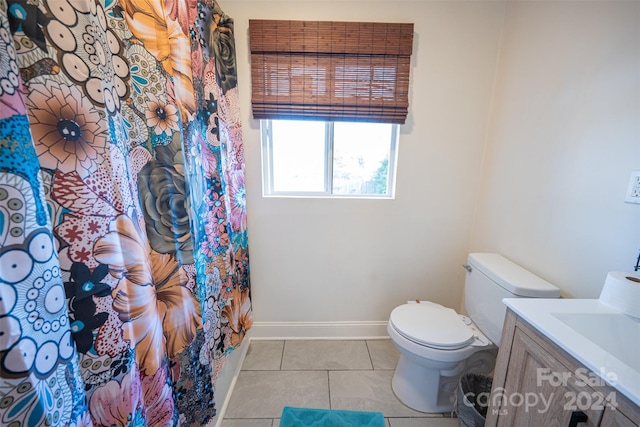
485,309,640,427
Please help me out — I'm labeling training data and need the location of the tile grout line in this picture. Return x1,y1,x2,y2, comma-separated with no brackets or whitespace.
327,369,332,410
279,340,285,371
278,340,285,425
365,340,374,370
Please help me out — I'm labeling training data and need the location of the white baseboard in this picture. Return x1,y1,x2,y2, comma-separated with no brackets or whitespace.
250,320,390,339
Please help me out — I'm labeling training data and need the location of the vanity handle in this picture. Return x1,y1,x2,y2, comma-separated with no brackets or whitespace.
568,410,588,427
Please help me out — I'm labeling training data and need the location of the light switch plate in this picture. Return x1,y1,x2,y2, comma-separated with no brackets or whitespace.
625,170,640,204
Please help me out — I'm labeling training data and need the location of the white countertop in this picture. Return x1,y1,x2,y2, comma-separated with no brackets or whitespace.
503,298,640,407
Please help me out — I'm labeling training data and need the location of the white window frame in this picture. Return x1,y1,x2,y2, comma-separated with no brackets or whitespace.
261,120,399,199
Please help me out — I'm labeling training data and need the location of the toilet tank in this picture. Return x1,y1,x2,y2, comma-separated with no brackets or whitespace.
463,253,560,346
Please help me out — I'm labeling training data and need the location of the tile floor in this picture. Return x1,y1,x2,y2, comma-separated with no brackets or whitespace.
221,339,459,427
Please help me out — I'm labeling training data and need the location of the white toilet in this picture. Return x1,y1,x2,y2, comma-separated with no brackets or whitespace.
387,253,560,413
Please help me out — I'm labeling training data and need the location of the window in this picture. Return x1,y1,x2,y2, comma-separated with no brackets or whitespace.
262,120,398,198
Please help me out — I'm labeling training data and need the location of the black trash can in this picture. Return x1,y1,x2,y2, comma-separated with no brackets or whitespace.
456,373,493,427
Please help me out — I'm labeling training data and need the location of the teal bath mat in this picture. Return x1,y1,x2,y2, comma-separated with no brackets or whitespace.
279,406,385,427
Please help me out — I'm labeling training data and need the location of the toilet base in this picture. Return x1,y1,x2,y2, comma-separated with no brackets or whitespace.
390,348,498,413
391,354,461,413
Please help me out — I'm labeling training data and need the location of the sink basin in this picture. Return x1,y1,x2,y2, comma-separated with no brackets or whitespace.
552,312,640,371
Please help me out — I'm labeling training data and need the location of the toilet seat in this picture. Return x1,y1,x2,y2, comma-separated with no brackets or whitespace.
389,303,475,350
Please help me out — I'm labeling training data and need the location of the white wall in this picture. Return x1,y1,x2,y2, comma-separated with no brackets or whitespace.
471,1,640,298
221,0,640,331
224,0,506,328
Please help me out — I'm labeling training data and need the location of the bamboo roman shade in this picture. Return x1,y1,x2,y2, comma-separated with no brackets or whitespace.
249,20,414,124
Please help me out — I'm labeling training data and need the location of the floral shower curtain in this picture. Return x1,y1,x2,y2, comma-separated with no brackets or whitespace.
0,0,251,425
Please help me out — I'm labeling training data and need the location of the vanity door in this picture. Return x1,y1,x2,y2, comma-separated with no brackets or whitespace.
491,326,603,427
486,313,606,427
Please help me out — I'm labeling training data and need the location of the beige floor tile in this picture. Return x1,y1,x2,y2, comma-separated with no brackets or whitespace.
329,370,438,418
366,339,400,370
225,371,329,418
281,340,373,370
221,419,274,427
242,340,284,370
388,416,458,427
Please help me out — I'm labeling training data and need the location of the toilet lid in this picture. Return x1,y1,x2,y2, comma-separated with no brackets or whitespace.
390,304,475,350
